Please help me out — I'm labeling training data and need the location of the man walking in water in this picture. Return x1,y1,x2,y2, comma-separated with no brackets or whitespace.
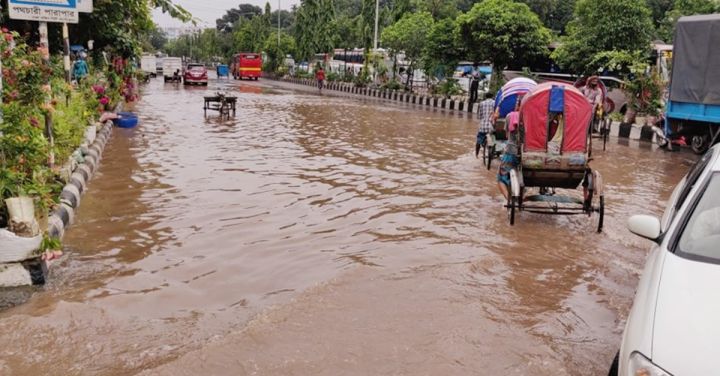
475,92,496,158
315,64,326,92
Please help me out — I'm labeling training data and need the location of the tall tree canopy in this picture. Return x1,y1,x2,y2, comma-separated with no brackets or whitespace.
456,0,551,88
294,0,336,60
519,0,576,33
552,0,654,74
216,4,263,32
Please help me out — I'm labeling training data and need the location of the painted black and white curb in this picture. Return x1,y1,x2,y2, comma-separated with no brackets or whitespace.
273,78,665,145
48,120,113,239
0,120,113,288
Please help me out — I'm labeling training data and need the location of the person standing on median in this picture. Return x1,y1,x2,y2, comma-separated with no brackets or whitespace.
475,92,496,158
469,65,482,103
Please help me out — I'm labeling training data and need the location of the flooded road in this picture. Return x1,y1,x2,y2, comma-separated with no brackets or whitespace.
0,77,697,375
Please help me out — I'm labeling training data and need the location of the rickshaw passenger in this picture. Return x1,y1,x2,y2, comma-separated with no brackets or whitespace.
505,101,521,143
547,113,564,154
497,142,519,201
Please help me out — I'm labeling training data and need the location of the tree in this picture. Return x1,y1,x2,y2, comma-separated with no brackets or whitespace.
63,0,190,58
519,0,576,33
412,0,459,19
234,17,271,54
421,18,462,80
552,0,654,74
263,31,297,72
657,0,719,41
381,11,434,87
148,28,168,51
216,4,263,32
647,0,675,25
456,0,552,91
294,0,336,60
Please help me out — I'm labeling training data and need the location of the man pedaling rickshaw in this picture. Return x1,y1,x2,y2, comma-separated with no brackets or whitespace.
581,76,604,132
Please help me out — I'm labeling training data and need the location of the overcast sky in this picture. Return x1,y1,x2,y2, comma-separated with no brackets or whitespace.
153,0,301,28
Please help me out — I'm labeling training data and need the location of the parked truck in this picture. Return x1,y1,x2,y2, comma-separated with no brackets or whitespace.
665,14,720,154
162,57,183,83
140,54,157,78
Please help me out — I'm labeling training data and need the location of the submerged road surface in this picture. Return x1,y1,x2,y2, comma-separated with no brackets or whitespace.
0,77,697,375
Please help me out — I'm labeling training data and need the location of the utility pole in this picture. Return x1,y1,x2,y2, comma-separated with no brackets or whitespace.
373,0,379,50
278,0,281,48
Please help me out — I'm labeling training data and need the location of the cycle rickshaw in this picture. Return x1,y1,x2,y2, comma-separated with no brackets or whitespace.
483,77,537,169
505,83,605,232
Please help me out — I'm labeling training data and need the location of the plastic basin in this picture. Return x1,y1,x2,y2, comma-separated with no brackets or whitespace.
113,112,139,128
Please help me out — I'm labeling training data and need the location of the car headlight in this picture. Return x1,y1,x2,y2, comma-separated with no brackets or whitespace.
628,352,672,376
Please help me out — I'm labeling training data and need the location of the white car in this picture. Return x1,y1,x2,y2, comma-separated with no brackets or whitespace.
613,144,720,375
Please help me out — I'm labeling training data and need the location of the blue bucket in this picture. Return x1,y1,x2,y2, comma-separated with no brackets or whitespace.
112,112,139,128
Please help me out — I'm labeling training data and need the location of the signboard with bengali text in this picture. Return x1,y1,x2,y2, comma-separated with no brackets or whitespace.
8,0,79,23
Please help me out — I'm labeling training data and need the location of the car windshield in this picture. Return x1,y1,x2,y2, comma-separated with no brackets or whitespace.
188,65,204,70
677,173,720,262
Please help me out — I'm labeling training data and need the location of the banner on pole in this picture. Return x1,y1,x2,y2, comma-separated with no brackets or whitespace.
8,0,79,23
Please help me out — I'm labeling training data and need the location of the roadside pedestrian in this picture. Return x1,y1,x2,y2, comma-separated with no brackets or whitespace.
72,55,89,83
469,64,482,103
475,91,496,158
315,64,325,91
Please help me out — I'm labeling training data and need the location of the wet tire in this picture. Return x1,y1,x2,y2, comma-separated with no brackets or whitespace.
596,196,605,233
486,144,495,170
608,351,619,376
508,196,516,225
691,135,709,155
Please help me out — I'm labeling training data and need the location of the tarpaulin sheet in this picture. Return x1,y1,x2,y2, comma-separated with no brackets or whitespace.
670,14,720,105
549,86,565,113
520,83,592,152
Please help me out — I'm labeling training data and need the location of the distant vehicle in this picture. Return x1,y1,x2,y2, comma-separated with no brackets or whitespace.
162,57,183,83
612,144,720,376
140,54,157,77
664,14,720,154
183,63,208,86
232,53,262,80
156,57,164,74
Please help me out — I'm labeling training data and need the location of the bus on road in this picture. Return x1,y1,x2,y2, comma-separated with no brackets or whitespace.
232,53,262,80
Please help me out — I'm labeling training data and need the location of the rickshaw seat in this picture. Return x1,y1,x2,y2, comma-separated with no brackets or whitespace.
521,151,587,189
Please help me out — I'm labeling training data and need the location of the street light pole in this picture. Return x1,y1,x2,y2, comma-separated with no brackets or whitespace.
373,0,379,50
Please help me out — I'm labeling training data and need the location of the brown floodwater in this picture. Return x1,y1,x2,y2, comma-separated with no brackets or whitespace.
0,77,697,375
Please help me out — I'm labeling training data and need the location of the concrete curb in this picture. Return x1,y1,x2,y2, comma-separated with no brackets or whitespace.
271,77,477,115
274,78,664,147
47,120,113,240
0,120,114,288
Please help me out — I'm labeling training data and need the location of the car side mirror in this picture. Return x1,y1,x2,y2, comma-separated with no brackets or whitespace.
628,215,662,242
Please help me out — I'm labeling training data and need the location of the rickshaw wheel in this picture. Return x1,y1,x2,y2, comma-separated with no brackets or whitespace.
602,119,610,151
508,196,516,225
486,144,495,170
518,187,525,211
481,143,488,166
596,196,605,233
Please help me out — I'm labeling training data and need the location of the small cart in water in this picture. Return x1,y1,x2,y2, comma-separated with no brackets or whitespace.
506,83,605,232
203,93,237,118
